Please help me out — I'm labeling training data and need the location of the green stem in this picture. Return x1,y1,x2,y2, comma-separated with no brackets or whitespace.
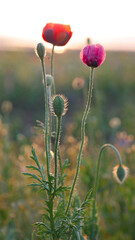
58,149,62,172
41,54,57,240
91,143,122,239
58,149,64,192
68,232,71,240
49,195,57,240
48,86,52,159
51,45,57,134
51,45,55,95
66,68,94,214
48,45,55,164
54,116,62,191
41,60,50,179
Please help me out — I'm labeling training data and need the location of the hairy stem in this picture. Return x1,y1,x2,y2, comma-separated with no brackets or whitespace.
49,195,57,240
66,68,94,214
41,60,50,179
58,149,62,171
48,86,52,159
41,60,57,239
54,116,62,191
91,143,122,239
51,45,58,135
51,45,55,95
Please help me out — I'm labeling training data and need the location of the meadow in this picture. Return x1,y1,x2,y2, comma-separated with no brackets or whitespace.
0,48,135,239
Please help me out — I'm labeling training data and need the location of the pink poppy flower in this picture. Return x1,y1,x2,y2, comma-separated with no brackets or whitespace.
80,44,106,68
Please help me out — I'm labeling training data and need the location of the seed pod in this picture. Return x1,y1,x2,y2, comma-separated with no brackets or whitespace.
52,95,68,118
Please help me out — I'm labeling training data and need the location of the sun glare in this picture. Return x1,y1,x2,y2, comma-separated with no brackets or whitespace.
0,0,135,50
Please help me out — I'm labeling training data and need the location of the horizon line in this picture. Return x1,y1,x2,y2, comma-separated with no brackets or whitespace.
0,36,135,52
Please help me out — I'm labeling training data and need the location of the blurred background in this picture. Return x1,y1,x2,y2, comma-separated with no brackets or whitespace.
0,0,135,239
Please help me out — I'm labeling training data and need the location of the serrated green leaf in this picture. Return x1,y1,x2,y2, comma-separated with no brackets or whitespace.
41,165,46,181
42,213,51,222
55,186,71,195
31,146,40,168
62,159,70,170
34,222,50,231
34,126,45,134
23,172,42,183
63,158,69,165
36,120,45,129
84,189,92,201
45,200,52,209
44,207,50,214
28,183,41,187
54,200,66,220
26,165,40,172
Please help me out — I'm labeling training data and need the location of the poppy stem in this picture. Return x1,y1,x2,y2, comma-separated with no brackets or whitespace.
54,116,62,191
41,60,51,182
47,86,52,161
91,144,122,239
41,59,58,240
66,67,94,214
51,45,55,95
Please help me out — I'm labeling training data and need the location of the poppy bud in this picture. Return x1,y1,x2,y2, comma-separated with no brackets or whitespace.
80,44,106,68
46,74,53,86
52,95,68,118
113,164,129,184
36,43,45,61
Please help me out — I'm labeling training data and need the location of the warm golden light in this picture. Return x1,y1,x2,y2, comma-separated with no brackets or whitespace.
0,0,135,50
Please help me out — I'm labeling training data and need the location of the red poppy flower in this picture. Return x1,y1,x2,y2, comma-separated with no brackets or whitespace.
42,23,72,46
80,44,106,68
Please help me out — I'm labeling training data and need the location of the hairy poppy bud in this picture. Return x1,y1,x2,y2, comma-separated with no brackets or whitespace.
46,75,53,86
36,43,45,61
42,23,72,46
80,44,106,68
52,95,68,118
113,164,129,184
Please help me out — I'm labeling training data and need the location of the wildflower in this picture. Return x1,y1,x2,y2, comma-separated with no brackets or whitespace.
113,164,129,184
80,44,106,68
42,23,72,46
51,95,68,118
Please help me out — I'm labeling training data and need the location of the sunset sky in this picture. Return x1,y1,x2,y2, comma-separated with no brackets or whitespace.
1,0,135,50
